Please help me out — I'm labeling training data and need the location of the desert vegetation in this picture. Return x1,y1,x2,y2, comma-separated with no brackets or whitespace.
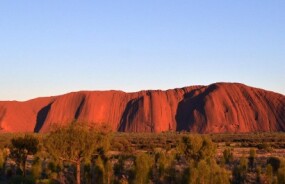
0,125,285,183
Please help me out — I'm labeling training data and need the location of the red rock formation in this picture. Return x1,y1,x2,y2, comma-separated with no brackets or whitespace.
0,83,284,133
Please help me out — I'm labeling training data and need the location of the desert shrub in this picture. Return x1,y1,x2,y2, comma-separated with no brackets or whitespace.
156,151,169,176
267,157,284,174
240,142,249,147
113,155,136,183
49,172,58,181
113,157,123,177
232,156,248,184
178,135,216,162
266,164,273,184
43,160,61,180
277,165,285,184
154,151,176,183
48,160,61,173
225,142,231,147
184,159,229,184
112,142,124,151
256,165,262,184
91,156,113,184
112,137,134,152
223,148,234,164
132,153,154,184
209,160,229,184
248,148,256,169
104,159,114,184
196,160,211,184
97,134,111,156
31,156,42,180
178,135,229,183
270,158,285,184
93,156,105,184
113,156,125,181
0,149,5,172
257,142,272,151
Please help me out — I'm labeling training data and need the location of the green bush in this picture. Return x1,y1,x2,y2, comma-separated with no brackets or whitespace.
31,157,42,180
178,135,216,161
266,157,285,184
133,153,154,184
277,165,285,184
154,151,176,182
104,159,113,184
0,149,5,172
256,165,261,183
223,148,234,164
184,159,229,184
93,156,105,184
232,156,248,184
248,148,256,169
267,157,284,174
257,143,272,151
266,164,273,184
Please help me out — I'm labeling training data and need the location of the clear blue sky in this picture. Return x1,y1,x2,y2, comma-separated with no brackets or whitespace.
0,0,284,101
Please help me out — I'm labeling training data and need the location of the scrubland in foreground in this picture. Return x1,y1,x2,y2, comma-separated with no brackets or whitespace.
0,126,285,184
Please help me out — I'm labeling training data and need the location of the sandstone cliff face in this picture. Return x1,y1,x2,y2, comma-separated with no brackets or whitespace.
0,83,284,133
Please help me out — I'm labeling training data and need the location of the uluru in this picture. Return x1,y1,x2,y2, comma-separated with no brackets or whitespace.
0,82,284,134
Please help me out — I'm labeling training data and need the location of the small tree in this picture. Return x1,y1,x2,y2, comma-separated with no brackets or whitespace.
45,122,108,184
10,135,39,177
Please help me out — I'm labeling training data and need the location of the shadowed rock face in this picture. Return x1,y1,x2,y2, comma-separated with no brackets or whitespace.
0,83,284,133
